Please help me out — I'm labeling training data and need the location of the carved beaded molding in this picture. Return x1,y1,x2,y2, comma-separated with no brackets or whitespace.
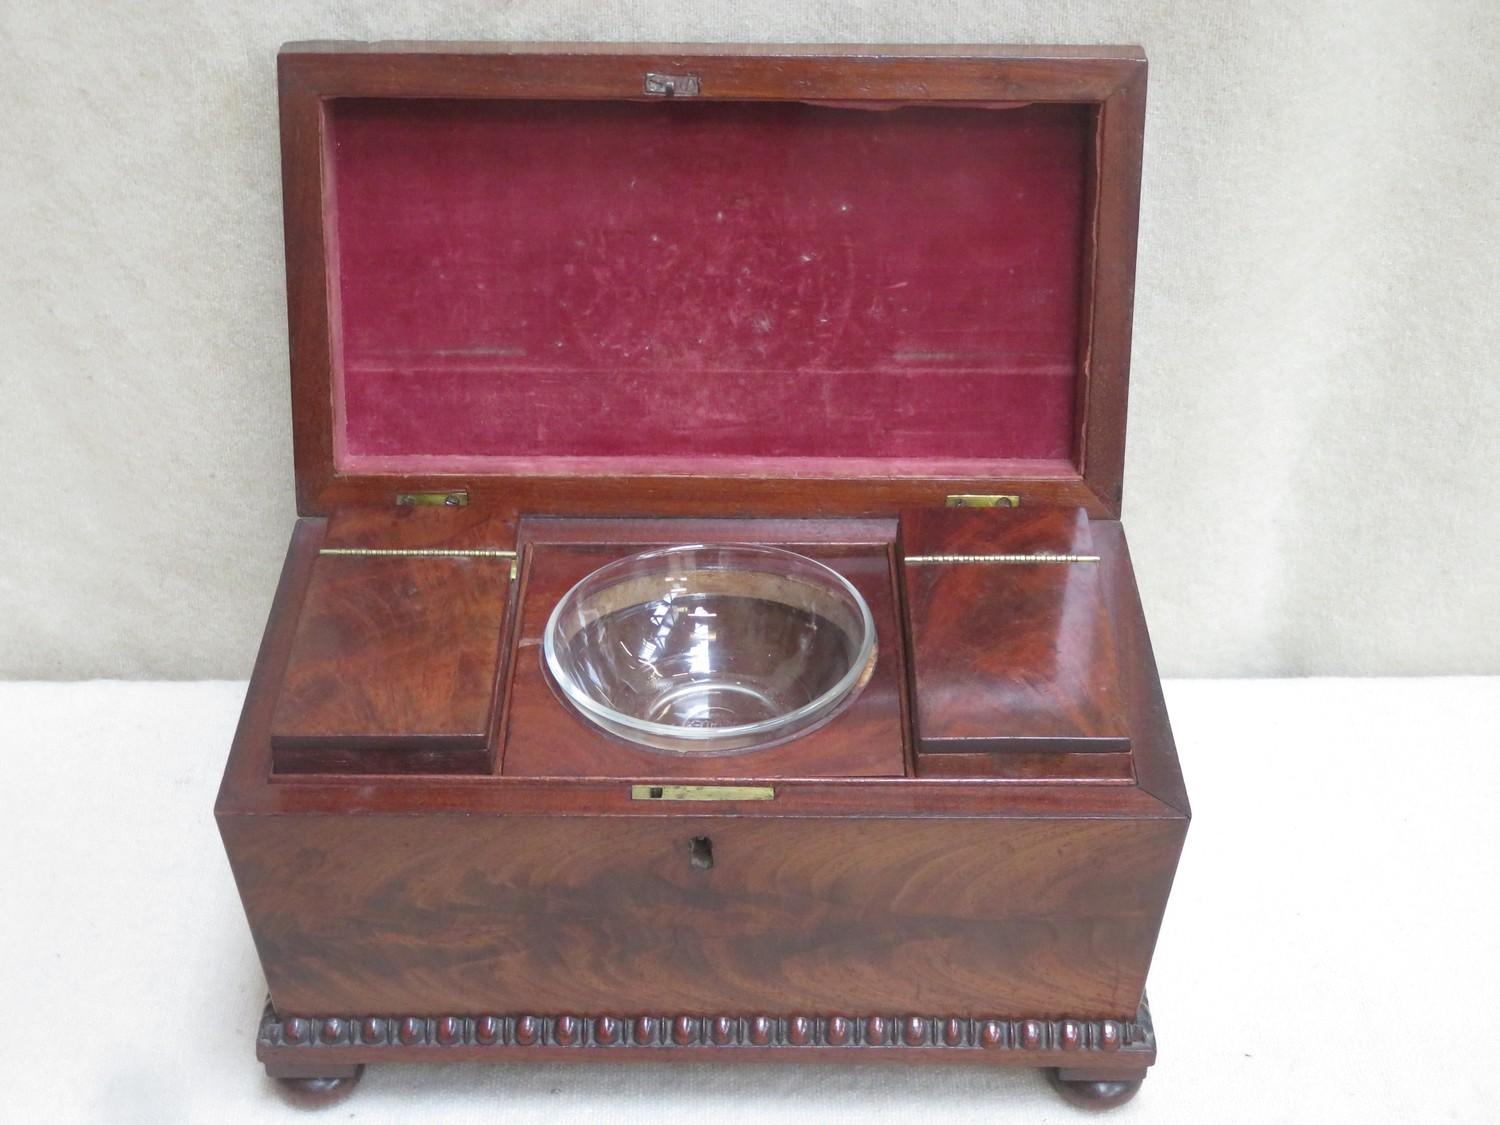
259,1000,1153,1057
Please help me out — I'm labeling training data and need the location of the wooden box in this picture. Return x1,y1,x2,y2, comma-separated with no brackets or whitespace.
216,42,1189,1110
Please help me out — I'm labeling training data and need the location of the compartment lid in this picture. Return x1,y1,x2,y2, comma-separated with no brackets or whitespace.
278,43,1146,518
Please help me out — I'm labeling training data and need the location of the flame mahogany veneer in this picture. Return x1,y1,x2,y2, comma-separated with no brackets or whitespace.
217,43,1188,1109
902,507,1131,758
269,554,511,774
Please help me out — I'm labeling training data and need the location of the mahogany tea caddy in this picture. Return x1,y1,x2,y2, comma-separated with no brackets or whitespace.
216,42,1189,1110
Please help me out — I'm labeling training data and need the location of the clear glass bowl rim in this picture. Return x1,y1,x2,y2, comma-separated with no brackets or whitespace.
542,543,878,745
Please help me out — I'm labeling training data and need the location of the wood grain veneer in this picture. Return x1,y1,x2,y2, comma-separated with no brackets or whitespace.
269,552,512,774
901,507,1129,758
218,514,1186,1026
222,811,1182,1019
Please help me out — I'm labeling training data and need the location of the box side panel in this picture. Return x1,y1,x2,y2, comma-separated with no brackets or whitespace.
221,811,1185,1020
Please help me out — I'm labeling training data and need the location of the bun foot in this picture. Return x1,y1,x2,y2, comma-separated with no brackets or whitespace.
1047,1067,1144,1109
273,1066,364,1107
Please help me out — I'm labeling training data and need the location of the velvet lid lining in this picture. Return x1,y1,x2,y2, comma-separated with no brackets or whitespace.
327,97,1093,475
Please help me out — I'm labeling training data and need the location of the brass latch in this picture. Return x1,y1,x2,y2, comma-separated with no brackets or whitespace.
395,489,469,507
644,72,701,97
945,494,1020,509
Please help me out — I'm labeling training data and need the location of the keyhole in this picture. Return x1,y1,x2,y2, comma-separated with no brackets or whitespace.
688,836,714,870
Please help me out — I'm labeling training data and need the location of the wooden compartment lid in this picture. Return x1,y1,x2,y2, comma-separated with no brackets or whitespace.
900,506,1129,764
279,43,1147,519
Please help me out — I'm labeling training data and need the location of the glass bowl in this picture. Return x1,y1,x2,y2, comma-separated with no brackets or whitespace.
543,544,877,754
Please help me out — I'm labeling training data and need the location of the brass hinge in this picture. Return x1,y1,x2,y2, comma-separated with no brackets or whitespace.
644,72,701,97
945,494,1020,509
395,489,468,508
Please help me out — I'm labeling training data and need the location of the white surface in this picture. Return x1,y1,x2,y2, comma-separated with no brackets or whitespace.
2,677,1498,1122
3,4,1500,679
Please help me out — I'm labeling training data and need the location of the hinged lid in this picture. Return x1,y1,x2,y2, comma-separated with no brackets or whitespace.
278,43,1146,519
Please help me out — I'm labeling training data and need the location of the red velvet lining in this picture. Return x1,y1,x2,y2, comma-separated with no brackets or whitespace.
328,98,1092,473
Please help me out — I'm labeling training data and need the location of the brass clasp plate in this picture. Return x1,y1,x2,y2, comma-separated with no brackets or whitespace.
631,784,775,802
644,72,701,97
945,494,1020,509
395,489,469,507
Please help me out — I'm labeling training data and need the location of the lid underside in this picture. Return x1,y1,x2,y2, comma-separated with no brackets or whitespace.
279,46,1146,517
330,98,1089,478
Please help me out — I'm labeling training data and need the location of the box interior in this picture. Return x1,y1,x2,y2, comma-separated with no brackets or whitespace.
265,510,1131,783
500,537,910,780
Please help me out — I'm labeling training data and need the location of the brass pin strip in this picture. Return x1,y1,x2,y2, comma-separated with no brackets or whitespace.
317,548,516,558
631,784,776,802
904,553,1100,565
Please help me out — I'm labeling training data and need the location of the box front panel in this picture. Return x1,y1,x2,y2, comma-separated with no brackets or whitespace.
223,811,1184,1020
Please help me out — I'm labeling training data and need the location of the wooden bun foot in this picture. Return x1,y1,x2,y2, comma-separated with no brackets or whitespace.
1047,1068,1144,1109
273,1066,364,1107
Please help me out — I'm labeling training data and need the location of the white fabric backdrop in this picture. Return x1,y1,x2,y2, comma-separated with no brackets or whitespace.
3,678,1497,1122
2,2,1497,679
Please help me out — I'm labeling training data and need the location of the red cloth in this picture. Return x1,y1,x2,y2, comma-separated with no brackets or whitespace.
330,98,1089,472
